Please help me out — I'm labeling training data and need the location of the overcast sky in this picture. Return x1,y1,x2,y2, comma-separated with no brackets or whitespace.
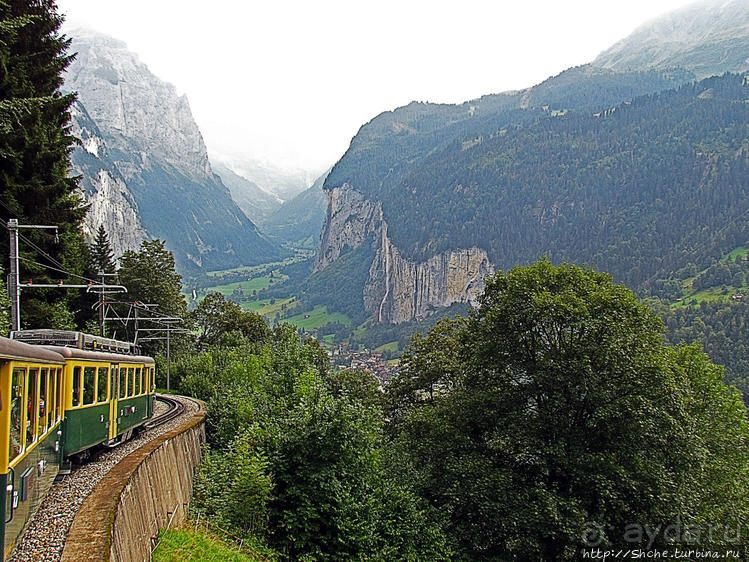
57,0,696,173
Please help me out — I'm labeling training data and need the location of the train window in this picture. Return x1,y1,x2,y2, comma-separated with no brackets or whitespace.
56,369,63,420
26,369,38,447
119,367,127,399
73,366,82,407
137,368,142,395
48,370,56,428
39,369,48,435
128,368,135,397
9,367,24,462
83,367,96,405
97,367,109,403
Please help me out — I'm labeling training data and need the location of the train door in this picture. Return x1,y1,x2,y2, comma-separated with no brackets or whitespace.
108,364,119,440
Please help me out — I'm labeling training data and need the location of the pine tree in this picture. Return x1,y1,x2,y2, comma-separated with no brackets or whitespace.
0,0,87,329
89,224,116,274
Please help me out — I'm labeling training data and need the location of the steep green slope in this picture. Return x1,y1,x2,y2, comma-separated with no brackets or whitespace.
380,75,748,289
264,169,329,247
317,73,747,298
325,66,692,202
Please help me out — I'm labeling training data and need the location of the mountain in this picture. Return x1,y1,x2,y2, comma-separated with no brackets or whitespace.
308,0,748,327
263,169,329,247
64,30,283,273
212,154,318,202
594,0,749,78
211,160,282,225
69,99,147,256
309,67,695,324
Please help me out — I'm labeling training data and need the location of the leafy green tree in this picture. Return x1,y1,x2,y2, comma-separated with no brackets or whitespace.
182,326,450,560
384,316,465,424
0,0,88,329
116,239,187,350
325,368,382,411
118,239,186,316
388,259,749,559
189,291,269,348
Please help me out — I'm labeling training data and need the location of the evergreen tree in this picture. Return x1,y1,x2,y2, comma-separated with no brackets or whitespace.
0,0,87,328
89,224,115,274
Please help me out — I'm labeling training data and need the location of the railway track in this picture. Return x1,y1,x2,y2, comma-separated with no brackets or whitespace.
8,396,198,562
145,394,186,429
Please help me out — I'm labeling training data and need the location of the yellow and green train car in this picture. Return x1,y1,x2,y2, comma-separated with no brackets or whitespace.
0,333,155,560
49,346,155,456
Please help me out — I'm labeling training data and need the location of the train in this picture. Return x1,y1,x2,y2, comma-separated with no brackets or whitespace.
0,330,156,560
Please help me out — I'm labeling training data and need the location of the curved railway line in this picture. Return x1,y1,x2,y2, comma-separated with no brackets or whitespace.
7,395,198,562
145,394,186,429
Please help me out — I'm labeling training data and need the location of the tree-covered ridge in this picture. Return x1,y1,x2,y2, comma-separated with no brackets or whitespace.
324,65,692,201
375,74,747,290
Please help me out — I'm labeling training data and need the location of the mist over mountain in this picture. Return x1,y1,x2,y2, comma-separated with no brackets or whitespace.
594,0,749,77
263,169,329,248
64,30,283,273
211,153,320,202
211,160,282,225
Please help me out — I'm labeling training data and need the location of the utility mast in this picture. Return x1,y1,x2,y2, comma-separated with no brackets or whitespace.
7,220,126,331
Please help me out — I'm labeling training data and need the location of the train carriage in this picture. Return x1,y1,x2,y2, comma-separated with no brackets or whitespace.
47,346,156,456
0,332,156,560
0,338,66,559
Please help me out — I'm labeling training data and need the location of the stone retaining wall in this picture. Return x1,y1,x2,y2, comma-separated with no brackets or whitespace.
61,401,205,562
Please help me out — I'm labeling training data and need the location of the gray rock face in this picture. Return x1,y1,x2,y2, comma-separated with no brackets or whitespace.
317,184,492,323
593,0,749,78
69,101,147,255
364,221,493,323
63,29,282,272
315,184,383,272
65,30,212,181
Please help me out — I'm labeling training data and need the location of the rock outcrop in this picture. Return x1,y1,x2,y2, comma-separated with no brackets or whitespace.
364,221,492,323
315,184,382,271
63,29,281,272
69,101,147,256
317,184,493,324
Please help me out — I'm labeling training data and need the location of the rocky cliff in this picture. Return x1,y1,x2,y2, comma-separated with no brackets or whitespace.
316,184,492,323
69,101,147,256
64,29,282,272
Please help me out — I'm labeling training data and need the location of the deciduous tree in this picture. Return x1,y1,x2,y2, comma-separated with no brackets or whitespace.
388,259,749,559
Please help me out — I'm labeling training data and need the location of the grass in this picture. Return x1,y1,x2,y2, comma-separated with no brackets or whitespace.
283,306,351,330
672,284,747,308
153,528,265,561
198,273,288,299
722,246,748,262
669,245,748,308
374,341,399,354
245,297,298,318
205,254,308,277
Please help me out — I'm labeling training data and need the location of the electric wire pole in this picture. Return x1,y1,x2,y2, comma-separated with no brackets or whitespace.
7,220,126,331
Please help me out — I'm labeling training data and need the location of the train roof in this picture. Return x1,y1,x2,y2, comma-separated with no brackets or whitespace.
39,345,154,365
0,337,65,364
10,329,137,354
